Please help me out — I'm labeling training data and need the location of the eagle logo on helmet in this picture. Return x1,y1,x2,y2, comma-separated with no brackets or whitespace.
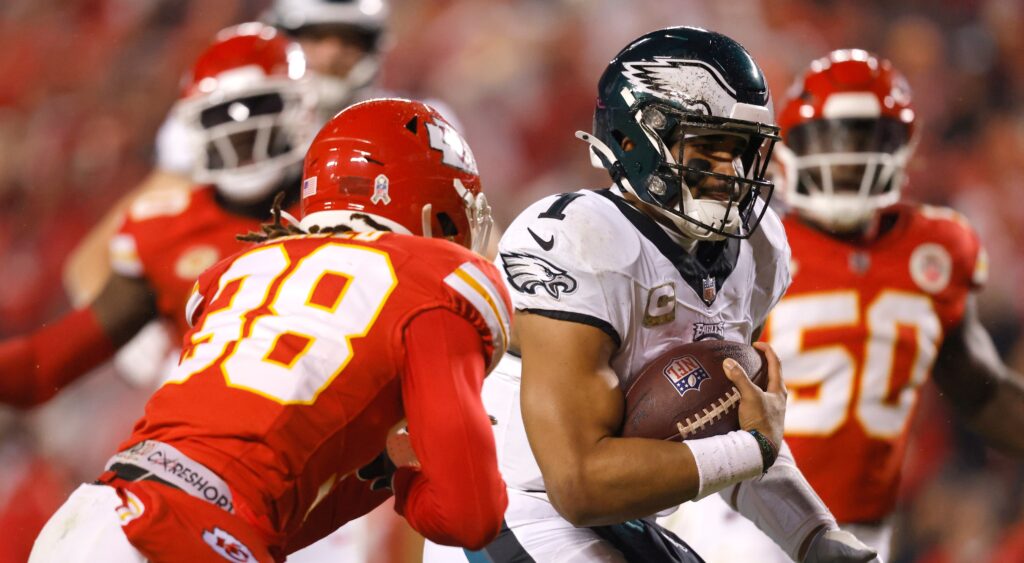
501,252,578,299
620,57,738,115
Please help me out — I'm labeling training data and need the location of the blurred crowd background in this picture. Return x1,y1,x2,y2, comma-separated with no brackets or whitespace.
1,0,1022,561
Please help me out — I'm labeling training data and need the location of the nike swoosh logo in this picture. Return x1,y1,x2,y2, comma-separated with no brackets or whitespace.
527,228,554,251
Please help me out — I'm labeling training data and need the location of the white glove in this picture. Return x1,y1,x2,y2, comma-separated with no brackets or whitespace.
803,529,880,563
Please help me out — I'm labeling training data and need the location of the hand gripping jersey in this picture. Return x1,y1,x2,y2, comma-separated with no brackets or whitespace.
494,188,791,491
764,203,987,523
109,185,298,339
121,231,511,548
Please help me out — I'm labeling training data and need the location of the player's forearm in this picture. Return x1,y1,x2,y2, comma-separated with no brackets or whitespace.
968,371,1024,456
933,301,1024,455
397,308,506,549
542,435,703,526
397,398,507,549
0,307,116,407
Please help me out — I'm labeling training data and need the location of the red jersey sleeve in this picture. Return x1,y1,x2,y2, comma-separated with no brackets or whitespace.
0,307,115,407
919,205,987,292
438,257,513,372
391,307,507,550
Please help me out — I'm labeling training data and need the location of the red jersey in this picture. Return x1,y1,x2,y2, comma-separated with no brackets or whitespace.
109,185,292,338
121,231,512,549
763,203,986,523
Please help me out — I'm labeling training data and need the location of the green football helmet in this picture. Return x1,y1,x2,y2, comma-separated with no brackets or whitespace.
582,26,780,240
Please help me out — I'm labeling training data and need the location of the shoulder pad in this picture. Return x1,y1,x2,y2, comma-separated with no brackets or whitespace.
127,186,193,222
443,259,512,370
500,191,643,273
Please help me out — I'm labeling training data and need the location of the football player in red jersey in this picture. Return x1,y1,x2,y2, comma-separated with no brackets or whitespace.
668,49,1024,562
0,24,318,408
29,97,510,562
62,0,399,308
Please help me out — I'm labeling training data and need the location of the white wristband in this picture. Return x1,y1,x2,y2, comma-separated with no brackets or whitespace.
685,430,763,500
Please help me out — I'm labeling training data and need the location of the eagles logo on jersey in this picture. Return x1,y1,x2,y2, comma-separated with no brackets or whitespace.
500,252,578,299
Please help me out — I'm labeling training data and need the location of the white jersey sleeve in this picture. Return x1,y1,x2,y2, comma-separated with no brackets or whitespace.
747,203,791,330
497,191,641,346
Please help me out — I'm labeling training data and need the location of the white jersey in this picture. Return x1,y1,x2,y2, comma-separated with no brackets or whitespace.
493,187,790,491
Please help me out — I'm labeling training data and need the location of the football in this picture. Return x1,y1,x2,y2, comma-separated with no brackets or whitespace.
621,340,768,441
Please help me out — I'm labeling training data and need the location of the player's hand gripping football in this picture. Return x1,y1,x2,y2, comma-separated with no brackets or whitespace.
723,342,787,449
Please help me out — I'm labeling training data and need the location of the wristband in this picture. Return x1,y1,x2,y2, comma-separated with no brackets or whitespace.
685,430,764,500
747,429,778,473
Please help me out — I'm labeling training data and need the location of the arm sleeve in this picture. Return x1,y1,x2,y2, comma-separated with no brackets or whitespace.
0,307,116,407
392,307,507,550
719,441,836,562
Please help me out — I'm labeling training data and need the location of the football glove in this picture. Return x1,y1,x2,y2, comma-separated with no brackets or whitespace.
803,529,879,563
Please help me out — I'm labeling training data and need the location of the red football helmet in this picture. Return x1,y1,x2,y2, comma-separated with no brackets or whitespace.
776,49,916,231
300,98,492,253
174,23,318,203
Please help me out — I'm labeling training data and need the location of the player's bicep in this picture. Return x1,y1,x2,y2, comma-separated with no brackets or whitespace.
517,312,621,485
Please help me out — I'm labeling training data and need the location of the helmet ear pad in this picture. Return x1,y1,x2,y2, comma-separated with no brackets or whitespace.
605,113,683,211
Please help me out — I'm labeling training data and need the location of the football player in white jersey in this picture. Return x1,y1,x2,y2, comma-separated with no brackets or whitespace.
424,26,878,563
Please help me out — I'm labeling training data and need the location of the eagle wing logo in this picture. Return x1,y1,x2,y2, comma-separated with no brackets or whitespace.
501,252,578,299
621,57,739,116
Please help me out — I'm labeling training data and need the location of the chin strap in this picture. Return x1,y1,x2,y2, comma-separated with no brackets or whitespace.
575,131,621,174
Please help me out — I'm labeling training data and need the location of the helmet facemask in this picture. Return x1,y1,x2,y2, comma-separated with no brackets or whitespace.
179,80,318,204
596,96,779,241
779,116,913,232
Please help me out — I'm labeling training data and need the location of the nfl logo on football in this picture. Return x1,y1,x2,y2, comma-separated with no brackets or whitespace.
662,355,710,396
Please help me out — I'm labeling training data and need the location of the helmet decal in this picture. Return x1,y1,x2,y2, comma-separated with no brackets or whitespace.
426,119,479,175
371,174,391,205
621,57,737,116
301,176,317,197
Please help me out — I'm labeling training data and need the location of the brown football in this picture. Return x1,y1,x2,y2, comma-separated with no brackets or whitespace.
621,340,768,441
